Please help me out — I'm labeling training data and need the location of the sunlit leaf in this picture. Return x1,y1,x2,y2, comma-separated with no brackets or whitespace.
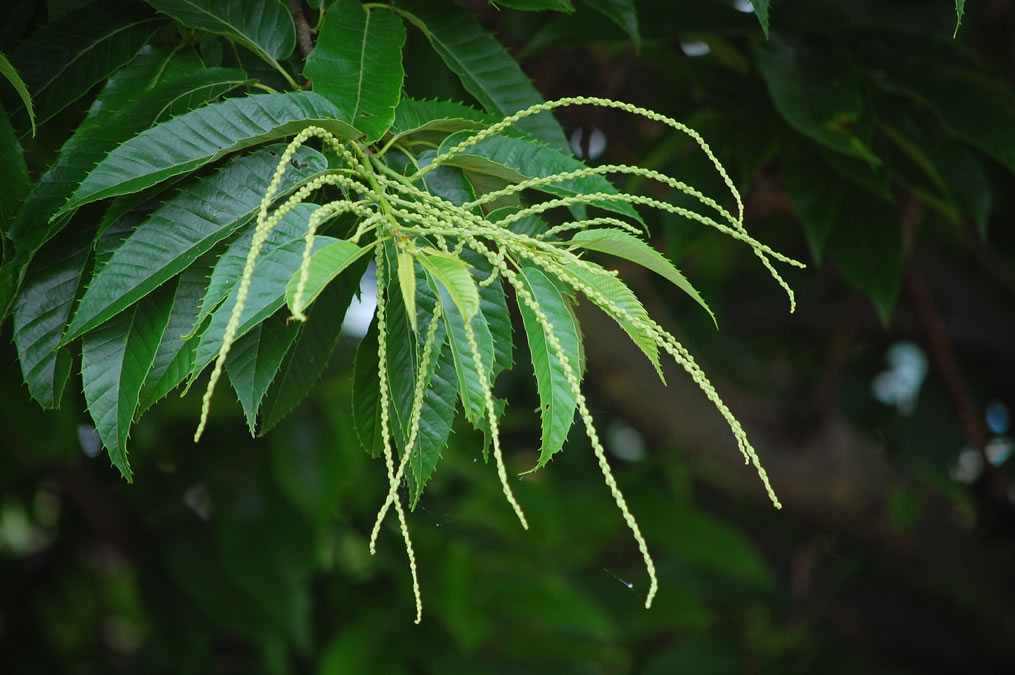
438,131,643,223
417,250,480,321
569,228,715,327
426,266,494,424
559,259,664,381
517,265,581,468
285,239,371,315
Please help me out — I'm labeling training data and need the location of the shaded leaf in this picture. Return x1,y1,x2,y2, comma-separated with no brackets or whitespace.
81,284,174,481
306,0,406,142
259,256,367,434
517,265,581,467
0,101,29,231
3,3,160,131
751,0,770,38
395,0,569,151
285,239,371,315
756,38,878,163
13,225,93,409
63,144,327,344
0,51,35,136
782,144,847,261
584,0,640,47
147,0,295,71
138,256,216,413
352,318,384,457
438,131,643,223
388,97,495,146
226,310,299,434
569,228,715,327
1,59,249,322
827,191,902,322
493,0,574,11
55,91,358,218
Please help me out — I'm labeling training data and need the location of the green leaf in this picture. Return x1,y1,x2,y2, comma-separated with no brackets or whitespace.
827,191,902,322
81,284,175,481
0,51,35,136
560,259,664,381
353,319,384,457
584,0,640,48
226,310,299,434
751,0,770,38
306,0,406,143
417,250,480,321
431,274,495,426
492,0,574,11
517,266,581,467
395,0,569,151
954,0,965,38
147,0,296,81
388,98,496,146
396,247,418,333
13,225,93,409
2,3,160,131
259,256,367,435
54,91,358,218
62,144,326,345
0,100,29,231
461,247,513,377
756,38,878,163
285,239,371,315
138,256,215,414
782,145,847,262
193,197,317,334
383,254,456,504
569,228,715,327
191,223,336,379
1,59,249,321
438,131,643,223
859,36,1015,178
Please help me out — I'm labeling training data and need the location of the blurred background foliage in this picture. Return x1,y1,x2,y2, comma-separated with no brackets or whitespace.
3,0,1015,672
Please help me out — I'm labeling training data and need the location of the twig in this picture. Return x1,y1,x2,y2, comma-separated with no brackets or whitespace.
289,0,314,61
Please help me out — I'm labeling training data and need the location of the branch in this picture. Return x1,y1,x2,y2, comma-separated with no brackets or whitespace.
289,0,314,61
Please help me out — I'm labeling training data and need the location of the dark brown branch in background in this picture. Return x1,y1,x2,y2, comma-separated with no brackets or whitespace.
289,0,314,61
